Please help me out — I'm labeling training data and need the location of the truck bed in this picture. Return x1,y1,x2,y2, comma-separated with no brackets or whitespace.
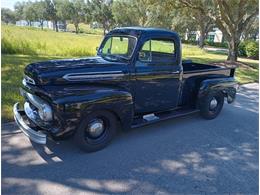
182,60,234,78
183,60,220,72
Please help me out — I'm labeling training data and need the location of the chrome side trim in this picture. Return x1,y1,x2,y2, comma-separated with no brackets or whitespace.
63,71,124,81
13,102,47,144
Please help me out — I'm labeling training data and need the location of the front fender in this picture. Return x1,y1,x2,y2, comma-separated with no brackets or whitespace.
198,77,238,103
52,86,134,131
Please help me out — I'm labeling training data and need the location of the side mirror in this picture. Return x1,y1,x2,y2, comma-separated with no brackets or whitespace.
138,51,151,62
138,51,145,60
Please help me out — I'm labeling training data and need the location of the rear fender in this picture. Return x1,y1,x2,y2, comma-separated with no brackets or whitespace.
198,77,238,104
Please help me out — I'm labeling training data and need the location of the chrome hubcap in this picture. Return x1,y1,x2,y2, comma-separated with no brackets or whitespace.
87,119,105,138
210,98,218,110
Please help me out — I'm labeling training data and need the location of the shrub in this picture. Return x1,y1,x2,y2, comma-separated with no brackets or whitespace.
245,41,259,59
239,40,259,59
182,39,228,48
181,39,197,45
204,41,228,48
238,41,247,57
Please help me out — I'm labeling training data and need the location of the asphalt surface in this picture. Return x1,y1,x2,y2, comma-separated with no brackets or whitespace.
2,83,259,194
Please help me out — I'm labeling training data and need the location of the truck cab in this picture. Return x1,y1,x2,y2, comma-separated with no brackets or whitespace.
14,27,238,152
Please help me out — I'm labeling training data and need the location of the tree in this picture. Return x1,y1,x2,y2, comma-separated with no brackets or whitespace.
1,8,16,24
23,1,38,26
14,1,26,21
34,1,48,30
57,0,86,33
45,0,59,32
87,0,114,35
242,16,259,40
190,10,214,48
112,0,140,26
146,1,173,28
171,9,198,39
112,0,152,27
133,0,150,26
177,0,259,62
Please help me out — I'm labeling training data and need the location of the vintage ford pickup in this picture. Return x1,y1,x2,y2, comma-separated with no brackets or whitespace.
14,27,238,152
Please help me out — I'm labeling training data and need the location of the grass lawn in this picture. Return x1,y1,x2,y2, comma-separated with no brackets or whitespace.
1,25,259,122
2,25,102,56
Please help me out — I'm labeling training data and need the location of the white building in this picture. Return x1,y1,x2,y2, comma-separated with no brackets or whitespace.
184,28,223,43
16,20,66,31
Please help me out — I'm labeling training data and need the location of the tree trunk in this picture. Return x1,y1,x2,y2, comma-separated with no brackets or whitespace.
227,38,239,62
40,21,44,30
103,23,106,35
198,32,205,48
75,23,79,34
64,22,67,32
55,20,58,32
52,21,55,31
198,22,206,48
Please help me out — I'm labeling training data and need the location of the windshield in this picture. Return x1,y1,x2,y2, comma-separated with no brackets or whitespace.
98,36,137,60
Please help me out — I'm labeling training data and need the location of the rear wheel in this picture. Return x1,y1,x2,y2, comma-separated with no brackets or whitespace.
199,91,224,120
74,110,118,152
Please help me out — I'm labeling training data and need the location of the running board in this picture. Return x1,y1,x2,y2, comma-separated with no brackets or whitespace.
131,108,199,128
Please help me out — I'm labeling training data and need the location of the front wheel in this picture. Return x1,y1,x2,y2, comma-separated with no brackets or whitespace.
198,91,224,120
74,110,118,152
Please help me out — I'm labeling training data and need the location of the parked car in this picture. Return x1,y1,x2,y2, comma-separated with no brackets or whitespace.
13,27,238,152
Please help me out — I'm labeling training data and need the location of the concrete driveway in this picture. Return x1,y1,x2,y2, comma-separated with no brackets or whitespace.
2,83,259,194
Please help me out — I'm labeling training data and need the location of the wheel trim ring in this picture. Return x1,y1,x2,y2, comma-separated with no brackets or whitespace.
209,97,218,110
87,119,105,138
84,117,110,144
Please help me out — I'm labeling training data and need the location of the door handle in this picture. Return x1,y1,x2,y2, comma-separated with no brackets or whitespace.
172,71,180,74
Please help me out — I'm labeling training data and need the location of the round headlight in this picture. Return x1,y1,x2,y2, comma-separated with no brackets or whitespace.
38,104,53,121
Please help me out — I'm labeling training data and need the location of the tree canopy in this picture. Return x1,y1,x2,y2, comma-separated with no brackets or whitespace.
3,0,259,62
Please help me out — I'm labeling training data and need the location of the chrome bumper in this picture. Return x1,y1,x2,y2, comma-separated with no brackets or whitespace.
13,102,47,144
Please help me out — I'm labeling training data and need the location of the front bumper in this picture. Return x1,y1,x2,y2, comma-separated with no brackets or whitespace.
13,102,47,144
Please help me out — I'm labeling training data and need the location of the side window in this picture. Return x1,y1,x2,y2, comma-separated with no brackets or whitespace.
139,39,175,62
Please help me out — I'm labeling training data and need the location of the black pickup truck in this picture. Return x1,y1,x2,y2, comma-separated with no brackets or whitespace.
14,27,238,152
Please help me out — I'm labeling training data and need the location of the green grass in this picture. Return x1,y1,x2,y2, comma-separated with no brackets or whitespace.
1,25,259,122
2,25,102,56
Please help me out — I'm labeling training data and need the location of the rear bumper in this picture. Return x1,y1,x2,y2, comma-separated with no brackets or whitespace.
13,102,47,144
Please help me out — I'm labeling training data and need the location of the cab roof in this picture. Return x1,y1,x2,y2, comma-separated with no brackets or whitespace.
108,27,179,39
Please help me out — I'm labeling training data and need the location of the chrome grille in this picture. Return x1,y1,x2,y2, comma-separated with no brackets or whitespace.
24,75,35,85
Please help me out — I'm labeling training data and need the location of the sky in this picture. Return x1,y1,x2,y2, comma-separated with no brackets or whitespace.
1,0,34,10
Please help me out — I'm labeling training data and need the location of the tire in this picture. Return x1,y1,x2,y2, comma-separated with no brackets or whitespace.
198,91,224,120
74,110,118,152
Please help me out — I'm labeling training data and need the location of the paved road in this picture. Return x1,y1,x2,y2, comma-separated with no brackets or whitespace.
2,83,259,194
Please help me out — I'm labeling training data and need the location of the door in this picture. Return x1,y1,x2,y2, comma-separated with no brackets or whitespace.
134,38,181,114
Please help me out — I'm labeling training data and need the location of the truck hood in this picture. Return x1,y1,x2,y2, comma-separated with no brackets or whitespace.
24,56,128,85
